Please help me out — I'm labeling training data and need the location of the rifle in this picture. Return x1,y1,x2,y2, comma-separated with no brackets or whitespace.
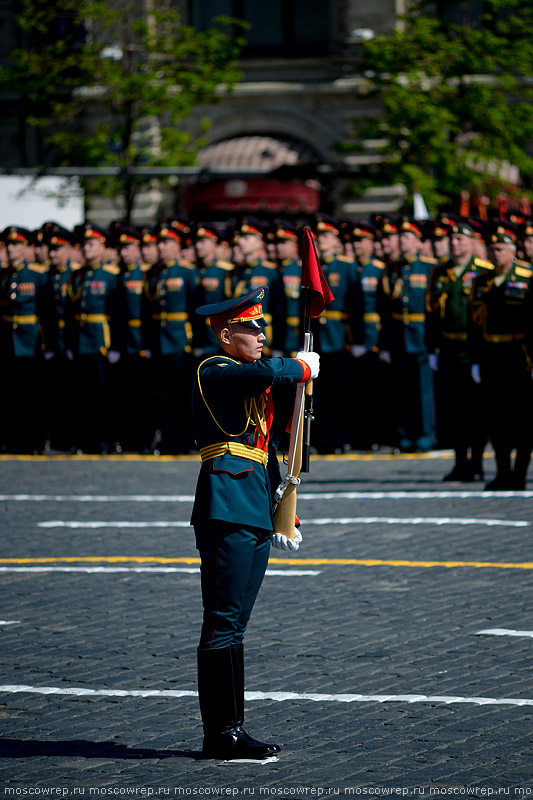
272,228,334,539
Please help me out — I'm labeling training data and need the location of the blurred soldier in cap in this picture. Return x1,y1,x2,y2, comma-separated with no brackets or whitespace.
426,220,493,480
312,214,358,453
144,221,198,454
350,221,388,450
429,216,454,263
469,218,489,260
194,223,233,358
66,223,122,454
379,216,437,452
227,218,282,356
43,225,81,451
140,227,160,267
191,286,319,760
0,226,50,452
470,221,533,489
275,221,302,357
375,216,401,266
33,229,51,270
114,225,154,453
519,220,533,265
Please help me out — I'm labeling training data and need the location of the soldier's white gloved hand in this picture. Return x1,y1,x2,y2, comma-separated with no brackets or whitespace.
271,529,302,552
107,350,121,364
44,351,55,361
351,345,367,358
66,350,74,361
471,364,481,384
296,351,320,379
378,350,391,364
429,354,439,372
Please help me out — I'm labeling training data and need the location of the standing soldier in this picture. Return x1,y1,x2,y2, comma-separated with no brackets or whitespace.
194,223,232,358
426,220,493,480
275,221,302,357
66,223,122,454
140,227,160,268
0,226,49,453
44,226,81,452
470,222,533,490
519,220,533,265
429,218,453,263
227,219,282,356
312,215,358,453
114,225,153,453
350,221,387,451
33,229,51,270
376,217,401,267
379,217,436,452
145,222,197,454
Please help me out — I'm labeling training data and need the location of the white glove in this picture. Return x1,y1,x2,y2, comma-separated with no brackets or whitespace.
471,364,481,384
44,351,55,361
271,529,302,552
66,350,74,361
296,351,320,379
429,354,439,372
378,350,391,364
107,350,121,364
351,345,367,358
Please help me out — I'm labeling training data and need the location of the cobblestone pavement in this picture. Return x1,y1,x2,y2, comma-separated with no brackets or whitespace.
1,452,533,799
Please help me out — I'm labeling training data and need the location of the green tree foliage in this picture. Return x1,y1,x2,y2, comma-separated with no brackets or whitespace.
0,0,247,219
340,0,533,214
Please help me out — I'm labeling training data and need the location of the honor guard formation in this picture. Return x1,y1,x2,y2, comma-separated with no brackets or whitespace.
2,212,533,490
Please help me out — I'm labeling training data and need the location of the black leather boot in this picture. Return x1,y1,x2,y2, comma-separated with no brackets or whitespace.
197,645,281,760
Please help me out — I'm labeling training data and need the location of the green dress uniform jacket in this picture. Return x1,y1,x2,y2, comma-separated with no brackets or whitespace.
191,354,308,532
311,254,358,354
145,258,197,356
119,261,151,356
0,261,49,357
195,259,233,355
379,254,436,355
279,258,302,355
426,256,493,365
353,254,385,351
47,260,81,357
66,262,121,355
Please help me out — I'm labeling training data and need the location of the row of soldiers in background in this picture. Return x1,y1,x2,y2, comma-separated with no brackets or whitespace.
1,211,533,490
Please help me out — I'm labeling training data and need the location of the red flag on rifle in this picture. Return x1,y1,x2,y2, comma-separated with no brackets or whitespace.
300,227,335,317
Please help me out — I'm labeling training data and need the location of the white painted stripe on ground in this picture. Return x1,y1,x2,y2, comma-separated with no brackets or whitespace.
0,566,320,576
2,490,533,501
0,620,21,625
0,684,531,707
476,628,533,638
37,517,529,529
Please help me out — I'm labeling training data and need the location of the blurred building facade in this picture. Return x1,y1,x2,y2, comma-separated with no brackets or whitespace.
0,0,470,221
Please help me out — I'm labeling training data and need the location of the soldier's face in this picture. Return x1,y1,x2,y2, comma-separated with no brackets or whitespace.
523,237,533,260
238,234,263,260
49,246,69,269
119,243,140,266
489,242,515,272
158,238,181,262
381,234,400,258
142,243,159,265
7,242,26,267
399,231,420,258
433,237,450,259
221,323,266,362
195,238,217,262
352,237,373,261
277,239,298,261
83,238,106,265
450,234,474,262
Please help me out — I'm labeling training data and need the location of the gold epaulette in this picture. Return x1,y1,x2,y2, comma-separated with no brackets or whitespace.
28,262,48,274
474,257,494,270
337,254,355,263
373,259,385,269
70,261,83,271
421,256,439,265
263,260,278,269
141,263,151,272
515,264,533,278
216,260,234,271
103,263,120,275
179,259,196,269
516,258,532,269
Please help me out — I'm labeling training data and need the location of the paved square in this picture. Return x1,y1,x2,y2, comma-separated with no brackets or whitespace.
1,453,532,798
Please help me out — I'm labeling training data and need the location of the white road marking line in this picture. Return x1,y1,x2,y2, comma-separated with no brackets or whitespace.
0,566,319,576
476,628,533,638
0,684,532,706
2,490,533,501
0,620,21,624
37,517,529,529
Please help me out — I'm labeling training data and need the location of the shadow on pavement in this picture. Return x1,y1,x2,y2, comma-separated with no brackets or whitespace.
0,738,200,760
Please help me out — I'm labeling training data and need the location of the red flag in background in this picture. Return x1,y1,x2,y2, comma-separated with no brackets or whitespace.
300,226,335,317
